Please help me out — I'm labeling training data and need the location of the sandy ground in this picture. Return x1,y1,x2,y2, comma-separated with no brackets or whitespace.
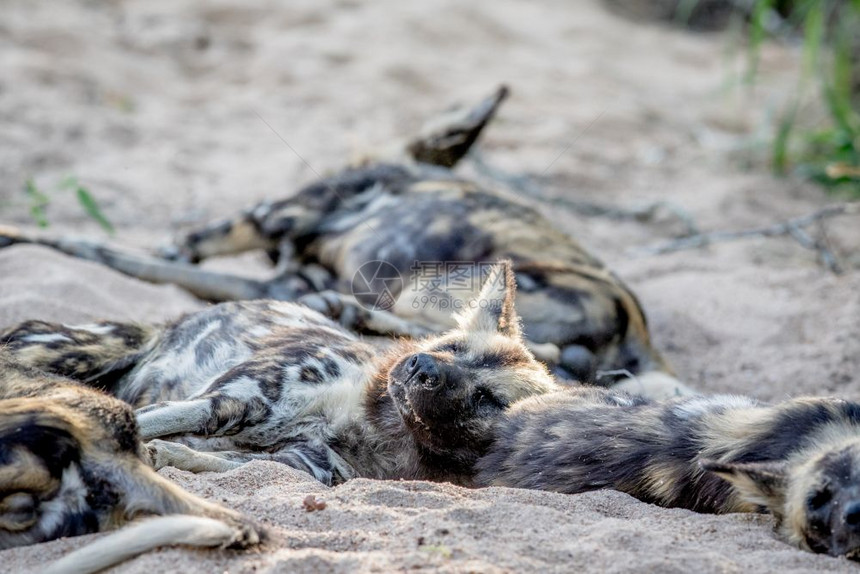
1,0,860,572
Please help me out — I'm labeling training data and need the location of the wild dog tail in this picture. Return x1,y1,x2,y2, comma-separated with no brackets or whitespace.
43,515,251,574
0,319,158,393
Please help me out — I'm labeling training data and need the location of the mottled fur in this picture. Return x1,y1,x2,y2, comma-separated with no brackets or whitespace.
0,354,262,571
3,262,559,487
477,389,860,558
0,87,687,396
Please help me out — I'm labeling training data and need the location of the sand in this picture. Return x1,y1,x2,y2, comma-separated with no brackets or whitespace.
1,0,859,572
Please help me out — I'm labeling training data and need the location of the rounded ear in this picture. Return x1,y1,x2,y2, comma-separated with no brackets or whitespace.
454,260,521,338
700,459,789,512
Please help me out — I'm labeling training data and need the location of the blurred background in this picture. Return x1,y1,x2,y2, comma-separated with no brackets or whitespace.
0,0,858,398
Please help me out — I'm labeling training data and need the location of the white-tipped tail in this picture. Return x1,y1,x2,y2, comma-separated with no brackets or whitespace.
44,515,239,574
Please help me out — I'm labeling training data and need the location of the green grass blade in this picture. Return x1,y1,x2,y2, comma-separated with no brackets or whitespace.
800,1,823,81
75,186,115,234
24,179,50,228
773,104,797,174
746,0,775,84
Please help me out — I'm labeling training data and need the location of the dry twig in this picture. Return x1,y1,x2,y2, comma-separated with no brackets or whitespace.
635,203,860,273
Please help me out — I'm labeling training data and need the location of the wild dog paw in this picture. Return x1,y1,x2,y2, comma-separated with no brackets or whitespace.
145,439,194,470
223,518,267,549
203,507,267,549
298,291,343,317
0,492,38,531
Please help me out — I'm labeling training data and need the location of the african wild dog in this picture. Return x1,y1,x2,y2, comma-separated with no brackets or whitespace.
0,354,263,573
0,86,692,398
2,262,559,486
476,388,860,559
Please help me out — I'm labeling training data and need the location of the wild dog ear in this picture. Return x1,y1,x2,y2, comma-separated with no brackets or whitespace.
700,459,789,512
455,260,521,338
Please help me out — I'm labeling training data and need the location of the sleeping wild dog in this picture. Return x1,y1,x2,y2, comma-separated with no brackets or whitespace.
0,86,691,398
476,388,860,559
2,262,559,486
0,354,263,573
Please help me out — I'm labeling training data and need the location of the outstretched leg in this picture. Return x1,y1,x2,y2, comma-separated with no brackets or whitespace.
0,228,337,308
146,439,343,484
134,351,287,440
0,227,429,340
135,394,270,440
0,226,271,301
44,515,260,574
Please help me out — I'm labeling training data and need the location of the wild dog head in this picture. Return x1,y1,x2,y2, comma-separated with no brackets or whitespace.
704,435,860,560
384,261,559,474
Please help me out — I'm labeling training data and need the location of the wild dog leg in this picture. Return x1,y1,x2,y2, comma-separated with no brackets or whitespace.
158,211,276,264
157,204,316,265
0,226,270,301
146,440,245,473
146,439,341,484
0,227,428,338
0,449,52,534
135,396,258,440
298,290,435,338
109,456,261,541
137,396,342,482
0,226,338,305
136,356,283,440
44,516,258,574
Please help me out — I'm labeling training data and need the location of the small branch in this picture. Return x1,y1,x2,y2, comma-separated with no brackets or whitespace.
468,151,701,236
635,203,860,273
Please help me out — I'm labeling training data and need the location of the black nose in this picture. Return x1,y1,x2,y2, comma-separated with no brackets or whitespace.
845,502,860,529
404,353,440,389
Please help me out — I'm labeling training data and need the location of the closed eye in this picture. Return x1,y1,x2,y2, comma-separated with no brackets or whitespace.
472,387,507,410
435,341,463,354
808,487,833,511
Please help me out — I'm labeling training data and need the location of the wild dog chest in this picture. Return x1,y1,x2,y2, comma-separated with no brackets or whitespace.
127,302,378,447
120,300,373,403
